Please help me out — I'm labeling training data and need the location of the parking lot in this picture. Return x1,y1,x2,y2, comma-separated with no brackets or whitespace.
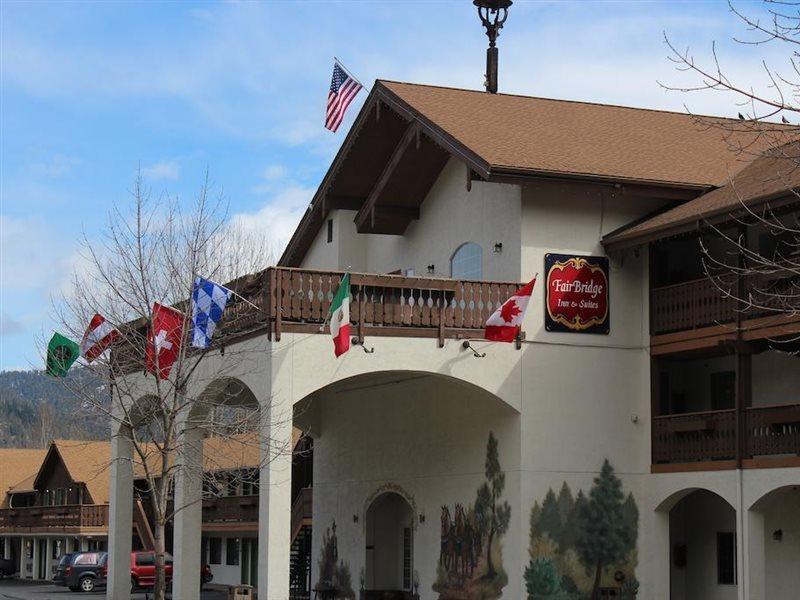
0,580,228,600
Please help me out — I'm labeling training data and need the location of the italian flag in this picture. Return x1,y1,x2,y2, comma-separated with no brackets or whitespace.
329,273,351,357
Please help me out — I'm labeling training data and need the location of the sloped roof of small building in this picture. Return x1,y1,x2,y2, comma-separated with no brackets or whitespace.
603,142,800,249
0,448,48,506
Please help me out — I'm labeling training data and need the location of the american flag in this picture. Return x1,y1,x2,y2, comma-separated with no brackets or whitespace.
325,61,363,132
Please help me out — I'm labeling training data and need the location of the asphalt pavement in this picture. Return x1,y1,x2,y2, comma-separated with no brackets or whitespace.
0,580,228,600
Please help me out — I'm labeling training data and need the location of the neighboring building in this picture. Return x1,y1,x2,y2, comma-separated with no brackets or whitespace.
105,80,800,600
0,434,312,588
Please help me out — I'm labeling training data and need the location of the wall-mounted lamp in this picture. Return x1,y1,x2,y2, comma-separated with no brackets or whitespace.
493,242,503,253
353,514,359,524
418,512,426,524
773,529,783,542
427,264,435,275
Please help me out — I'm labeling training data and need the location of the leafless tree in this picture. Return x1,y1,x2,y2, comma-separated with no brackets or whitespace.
663,1,800,346
38,402,55,449
49,172,291,600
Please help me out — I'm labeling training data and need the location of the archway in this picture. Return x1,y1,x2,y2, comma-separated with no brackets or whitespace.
665,489,738,600
365,491,415,596
748,484,800,599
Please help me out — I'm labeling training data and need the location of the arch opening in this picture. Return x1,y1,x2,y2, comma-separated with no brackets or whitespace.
749,484,800,599
666,489,737,600
365,492,415,596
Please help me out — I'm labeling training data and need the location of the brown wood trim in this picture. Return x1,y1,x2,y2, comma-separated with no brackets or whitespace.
742,456,800,470
201,522,259,533
651,460,737,473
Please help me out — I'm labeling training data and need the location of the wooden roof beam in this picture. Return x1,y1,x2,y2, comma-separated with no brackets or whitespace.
354,120,419,232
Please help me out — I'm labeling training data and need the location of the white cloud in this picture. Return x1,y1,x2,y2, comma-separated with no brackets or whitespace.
141,160,180,181
29,154,81,178
260,164,287,182
231,183,315,259
0,214,70,291
0,313,24,337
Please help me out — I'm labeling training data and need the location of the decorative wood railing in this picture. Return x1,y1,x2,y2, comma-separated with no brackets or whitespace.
201,494,259,523
114,268,523,370
652,409,737,464
651,268,799,335
745,403,800,458
0,504,109,531
653,403,800,465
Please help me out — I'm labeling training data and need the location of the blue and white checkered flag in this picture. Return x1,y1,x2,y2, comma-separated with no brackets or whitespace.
191,276,232,348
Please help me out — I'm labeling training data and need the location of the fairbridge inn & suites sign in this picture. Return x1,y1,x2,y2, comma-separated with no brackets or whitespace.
544,253,610,334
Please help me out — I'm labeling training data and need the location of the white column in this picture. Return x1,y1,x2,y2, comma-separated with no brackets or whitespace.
172,421,205,600
257,402,292,599
32,538,40,580
107,429,134,600
744,509,766,600
65,537,73,554
45,538,52,580
19,537,28,579
2,537,10,559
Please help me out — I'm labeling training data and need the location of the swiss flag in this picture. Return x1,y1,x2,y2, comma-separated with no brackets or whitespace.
145,303,184,379
484,277,536,342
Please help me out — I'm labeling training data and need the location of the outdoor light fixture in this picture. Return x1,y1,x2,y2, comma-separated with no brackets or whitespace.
474,0,512,93
493,242,503,253
418,512,426,523
773,529,783,541
427,264,435,274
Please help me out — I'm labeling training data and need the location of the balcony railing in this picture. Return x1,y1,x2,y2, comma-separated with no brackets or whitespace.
653,403,800,465
201,495,259,524
650,269,799,335
0,504,109,531
291,487,313,543
114,268,522,369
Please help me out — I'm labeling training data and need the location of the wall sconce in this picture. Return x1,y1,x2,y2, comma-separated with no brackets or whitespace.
426,264,435,274
418,512,426,524
493,242,503,253
773,529,783,541
353,514,359,524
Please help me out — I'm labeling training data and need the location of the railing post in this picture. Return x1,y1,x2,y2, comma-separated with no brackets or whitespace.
275,269,282,342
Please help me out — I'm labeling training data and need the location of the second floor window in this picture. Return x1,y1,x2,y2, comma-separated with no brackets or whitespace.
451,242,482,280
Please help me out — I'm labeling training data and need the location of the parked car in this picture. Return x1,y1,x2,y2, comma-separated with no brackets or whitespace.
53,551,108,593
0,556,15,579
129,550,212,591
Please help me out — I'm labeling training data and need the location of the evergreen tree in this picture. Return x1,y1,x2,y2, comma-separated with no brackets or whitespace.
529,501,542,559
557,482,576,549
538,489,562,547
576,460,635,600
622,493,639,549
475,432,511,580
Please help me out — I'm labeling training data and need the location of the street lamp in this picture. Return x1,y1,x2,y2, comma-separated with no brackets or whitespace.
474,0,512,94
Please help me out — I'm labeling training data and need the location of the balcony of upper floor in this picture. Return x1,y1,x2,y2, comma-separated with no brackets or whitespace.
114,267,523,371
0,503,109,534
648,227,800,356
651,347,800,472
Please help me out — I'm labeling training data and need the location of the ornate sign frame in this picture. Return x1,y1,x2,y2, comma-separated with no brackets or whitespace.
545,253,610,334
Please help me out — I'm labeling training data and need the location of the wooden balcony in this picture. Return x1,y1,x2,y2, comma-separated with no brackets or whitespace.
0,504,109,533
201,495,258,530
291,487,313,543
115,268,522,370
652,403,800,470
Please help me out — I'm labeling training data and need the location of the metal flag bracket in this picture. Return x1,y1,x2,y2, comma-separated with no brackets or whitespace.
462,340,486,358
351,337,374,354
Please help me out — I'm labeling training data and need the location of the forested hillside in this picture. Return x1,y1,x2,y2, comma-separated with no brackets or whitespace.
0,368,109,448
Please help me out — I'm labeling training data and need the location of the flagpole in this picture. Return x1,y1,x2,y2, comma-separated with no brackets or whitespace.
334,56,367,90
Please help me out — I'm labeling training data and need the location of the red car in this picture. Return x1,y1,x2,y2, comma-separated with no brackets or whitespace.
130,551,213,591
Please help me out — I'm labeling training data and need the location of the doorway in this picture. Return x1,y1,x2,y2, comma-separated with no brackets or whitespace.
241,537,258,587
365,492,414,595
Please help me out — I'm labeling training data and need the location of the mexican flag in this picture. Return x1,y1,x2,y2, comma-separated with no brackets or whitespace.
329,273,351,357
46,332,80,377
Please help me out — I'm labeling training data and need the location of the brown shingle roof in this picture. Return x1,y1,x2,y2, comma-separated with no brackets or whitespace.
380,80,766,187
0,448,47,507
54,440,113,505
603,143,800,248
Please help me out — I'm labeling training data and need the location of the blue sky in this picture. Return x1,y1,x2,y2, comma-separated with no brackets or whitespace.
0,1,783,370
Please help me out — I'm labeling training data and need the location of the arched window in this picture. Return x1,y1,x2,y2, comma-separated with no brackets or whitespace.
450,242,483,280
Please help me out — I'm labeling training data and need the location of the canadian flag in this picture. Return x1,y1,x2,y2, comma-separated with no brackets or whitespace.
484,277,536,342
80,313,120,361
145,303,184,379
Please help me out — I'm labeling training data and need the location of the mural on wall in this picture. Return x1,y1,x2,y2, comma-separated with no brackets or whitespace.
433,432,510,600
525,460,639,600
315,520,356,599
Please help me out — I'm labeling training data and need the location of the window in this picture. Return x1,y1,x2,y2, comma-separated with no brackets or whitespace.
42,490,51,506
710,371,735,411
74,553,100,566
226,475,239,497
327,219,334,244
450,242,482,280
55,488,65,505
135,552,154,566
717,532,736,585
208,538,222,565
226,538,240,566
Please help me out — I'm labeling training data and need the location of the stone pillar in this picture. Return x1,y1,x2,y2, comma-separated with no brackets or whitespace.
744,509,766,600
257,401,292,599
172,419,205,600
107,428,134,600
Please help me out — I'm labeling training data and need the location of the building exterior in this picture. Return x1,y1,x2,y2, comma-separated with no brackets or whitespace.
0,436,313,588
105,81,799,600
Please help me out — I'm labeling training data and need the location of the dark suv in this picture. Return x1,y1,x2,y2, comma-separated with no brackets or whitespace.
53,551,108,593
